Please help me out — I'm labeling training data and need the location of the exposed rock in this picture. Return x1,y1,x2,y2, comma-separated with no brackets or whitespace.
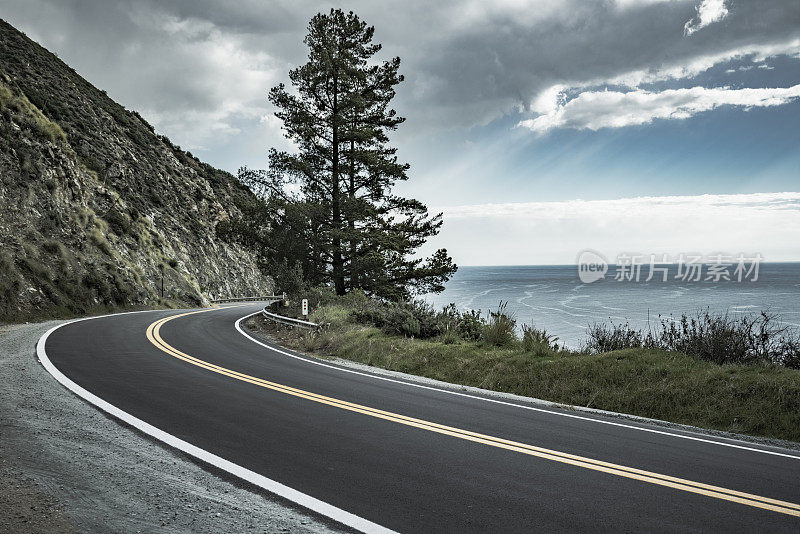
0,19,272,321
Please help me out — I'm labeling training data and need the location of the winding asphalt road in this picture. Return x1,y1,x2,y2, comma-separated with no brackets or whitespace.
39,303,800,532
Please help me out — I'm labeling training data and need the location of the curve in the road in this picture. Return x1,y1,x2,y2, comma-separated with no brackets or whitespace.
147,307,800,518
38,308,395,534
37,304,800,533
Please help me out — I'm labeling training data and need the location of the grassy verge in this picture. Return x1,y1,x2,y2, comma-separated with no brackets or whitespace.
248,302,800,443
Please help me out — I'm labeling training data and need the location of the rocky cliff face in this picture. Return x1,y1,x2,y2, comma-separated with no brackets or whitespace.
0,19,272,321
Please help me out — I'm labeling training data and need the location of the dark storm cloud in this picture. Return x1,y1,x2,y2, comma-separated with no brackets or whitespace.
2,0,799,142
405,0,800,126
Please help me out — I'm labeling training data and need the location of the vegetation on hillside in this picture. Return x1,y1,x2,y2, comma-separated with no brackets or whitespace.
248,291,800,442
0,81,66,143
0,19,272,321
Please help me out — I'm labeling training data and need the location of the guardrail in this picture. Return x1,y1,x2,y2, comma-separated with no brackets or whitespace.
211,294,285,304
261,308,321,331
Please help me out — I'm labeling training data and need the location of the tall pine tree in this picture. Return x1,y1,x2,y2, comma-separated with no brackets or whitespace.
243,9,455,298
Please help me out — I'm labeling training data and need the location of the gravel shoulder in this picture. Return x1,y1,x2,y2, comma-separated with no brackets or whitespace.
0,320,343,534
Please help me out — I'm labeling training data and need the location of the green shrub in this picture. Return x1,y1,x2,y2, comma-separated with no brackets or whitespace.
657,311,797,366
82,268,110,295
587,310,800,369
343,293,490,342
88,228,113,256
482,301,516,347
18,252,51,282
440,304,483,341
0,83,15,108
586,321,645,352
779,341,800,369
358,305,419,337
401,301,440,337
304,285,338,307
105,209,131,236
77,154,105,174
399,313,421,337
311,304,353,329
521,324,559,355
42,239,64,255
352,300,440,338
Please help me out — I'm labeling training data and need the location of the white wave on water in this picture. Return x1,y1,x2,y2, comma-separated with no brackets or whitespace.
458,288,496,309
424,264,800,348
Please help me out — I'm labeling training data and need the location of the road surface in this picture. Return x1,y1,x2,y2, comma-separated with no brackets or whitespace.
39,303,800,532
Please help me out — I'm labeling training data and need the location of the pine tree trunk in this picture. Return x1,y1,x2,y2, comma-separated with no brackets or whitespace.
348,133,357,291
331,74,345,295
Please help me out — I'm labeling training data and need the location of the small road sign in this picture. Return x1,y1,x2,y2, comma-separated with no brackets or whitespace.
302,298,308,316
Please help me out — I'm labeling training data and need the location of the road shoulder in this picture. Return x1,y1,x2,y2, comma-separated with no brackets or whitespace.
0,320,343,533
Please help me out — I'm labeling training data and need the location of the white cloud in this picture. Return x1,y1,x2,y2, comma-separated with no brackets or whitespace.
615,40,799,88
441,192,800,219
259,113,282,129
684,0,729,36
135,13,282,149
520,84,800,131
552,39,799,91
430,193,800,265
522,39,799,133
530,84,567,114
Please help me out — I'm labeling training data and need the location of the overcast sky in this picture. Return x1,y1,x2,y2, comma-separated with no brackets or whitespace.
3,0,799,264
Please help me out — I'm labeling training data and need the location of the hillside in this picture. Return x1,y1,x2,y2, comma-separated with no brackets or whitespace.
0,19,272,321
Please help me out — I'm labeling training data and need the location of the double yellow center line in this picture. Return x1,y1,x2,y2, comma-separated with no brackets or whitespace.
146,308,800,518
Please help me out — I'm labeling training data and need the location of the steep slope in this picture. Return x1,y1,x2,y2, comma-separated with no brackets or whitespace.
0,19,271,321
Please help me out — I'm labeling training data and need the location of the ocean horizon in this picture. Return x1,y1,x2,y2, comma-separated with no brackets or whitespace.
423,262,800,349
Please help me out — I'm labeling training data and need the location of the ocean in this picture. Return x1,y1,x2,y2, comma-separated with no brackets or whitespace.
422,263,800,349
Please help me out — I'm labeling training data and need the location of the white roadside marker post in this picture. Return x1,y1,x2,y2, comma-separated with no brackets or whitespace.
302,298,308,317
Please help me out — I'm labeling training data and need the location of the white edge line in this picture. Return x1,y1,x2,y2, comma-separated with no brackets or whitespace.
234,311,800,461
36,310,397,534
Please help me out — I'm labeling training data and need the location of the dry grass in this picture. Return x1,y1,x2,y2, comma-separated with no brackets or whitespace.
0,81,66,143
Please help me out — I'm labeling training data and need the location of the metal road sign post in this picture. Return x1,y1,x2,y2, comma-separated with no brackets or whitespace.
302,298,308,317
